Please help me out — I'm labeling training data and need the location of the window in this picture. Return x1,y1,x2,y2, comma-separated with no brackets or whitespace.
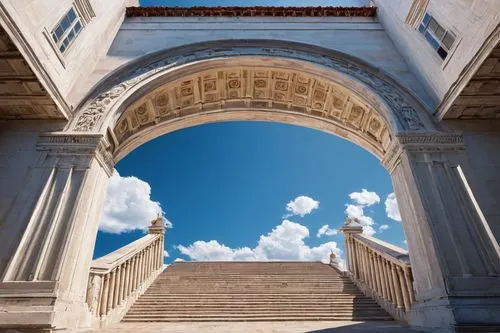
51,8,83,54
418,13,456,60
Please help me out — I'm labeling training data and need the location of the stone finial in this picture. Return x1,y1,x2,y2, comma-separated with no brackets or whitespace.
148,214,166,234
340,216,363,234
329,251,339,268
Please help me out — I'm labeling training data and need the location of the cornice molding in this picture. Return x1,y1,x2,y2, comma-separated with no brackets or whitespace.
381,132,464,173
37,133,114,176
126,6,377,18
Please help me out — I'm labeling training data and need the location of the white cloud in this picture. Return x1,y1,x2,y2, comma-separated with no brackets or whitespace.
285,196,319,217
316,224,338,238
99,170,171,234
163,250,170,258
176,220,343,267
385,193,402,222
379,224,390,232
349,189,380,207
345,201,376,237
174,258,185,262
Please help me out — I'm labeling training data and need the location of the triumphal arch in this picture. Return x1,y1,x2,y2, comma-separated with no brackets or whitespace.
0,1,499,332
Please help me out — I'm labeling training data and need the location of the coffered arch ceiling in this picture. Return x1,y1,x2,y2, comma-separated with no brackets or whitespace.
68,40,436,162
111,65,393,161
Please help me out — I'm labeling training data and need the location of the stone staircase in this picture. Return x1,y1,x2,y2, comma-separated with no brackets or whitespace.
123,261,392,322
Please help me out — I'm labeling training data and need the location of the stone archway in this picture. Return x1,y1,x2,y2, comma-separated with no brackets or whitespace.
1,40,499,333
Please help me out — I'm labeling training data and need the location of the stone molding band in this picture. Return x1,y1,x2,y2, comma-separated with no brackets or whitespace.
37,133,115,176
381,132,465,173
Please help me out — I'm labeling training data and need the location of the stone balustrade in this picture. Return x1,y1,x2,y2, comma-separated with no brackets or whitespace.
86,217,166,328
341,222,415,322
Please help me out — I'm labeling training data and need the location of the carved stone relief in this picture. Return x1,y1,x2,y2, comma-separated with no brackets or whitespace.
70,44,430,135
112,67,392,155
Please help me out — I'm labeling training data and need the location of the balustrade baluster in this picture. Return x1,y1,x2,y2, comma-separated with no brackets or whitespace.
99,273,110,316
372,252,383,296
147,245,152,278
386,259,396,305
404,267,415,303
390,262,404,309
108,269,116,311
361,243,369,283
376,255,387,299
133,255,139,290
120,264,126,302
140,250,146,282
153,238,160,271
380,257,390,300
350,238,357,277
368,250,376,291
113,266,121,307
124,261,130,298
397,266,411,311
353,239,360,279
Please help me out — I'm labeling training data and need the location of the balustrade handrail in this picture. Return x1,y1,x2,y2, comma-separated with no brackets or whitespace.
341,220,415,323
352,233,411,267
90,234,160,274
86,217,166,328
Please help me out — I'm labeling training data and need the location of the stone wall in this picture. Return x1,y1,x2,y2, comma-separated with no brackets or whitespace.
443,119,500,244
373,0,500,104
80,16,434,112
0,0,135,112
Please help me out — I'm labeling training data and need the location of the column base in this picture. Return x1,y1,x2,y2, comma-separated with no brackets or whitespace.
410,296,500,333
0,282,92,333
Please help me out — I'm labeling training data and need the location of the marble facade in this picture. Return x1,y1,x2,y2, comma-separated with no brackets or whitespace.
0,1,499,332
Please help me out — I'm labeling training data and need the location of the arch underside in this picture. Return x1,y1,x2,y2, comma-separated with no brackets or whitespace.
68,41,436,162
112,65,393,161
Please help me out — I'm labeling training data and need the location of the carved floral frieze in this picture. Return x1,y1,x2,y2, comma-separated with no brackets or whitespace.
71,44,430,137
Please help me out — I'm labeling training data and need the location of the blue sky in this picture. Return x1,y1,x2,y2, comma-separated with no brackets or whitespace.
93,0,404,266
94,122,405,266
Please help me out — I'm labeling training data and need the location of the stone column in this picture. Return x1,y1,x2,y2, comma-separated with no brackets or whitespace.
0,133,114,331
383,133,500,332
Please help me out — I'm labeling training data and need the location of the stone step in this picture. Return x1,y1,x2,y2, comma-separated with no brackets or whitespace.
133,299,377,304
123,262,391,323
128,307,385,313
139,293,367,298
122,314,393,321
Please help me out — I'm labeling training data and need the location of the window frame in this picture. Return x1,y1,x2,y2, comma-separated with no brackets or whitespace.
418,12,459,65
50,7,83,55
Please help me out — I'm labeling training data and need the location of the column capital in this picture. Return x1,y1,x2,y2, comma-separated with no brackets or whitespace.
381,131,464,173
36,132,115,176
